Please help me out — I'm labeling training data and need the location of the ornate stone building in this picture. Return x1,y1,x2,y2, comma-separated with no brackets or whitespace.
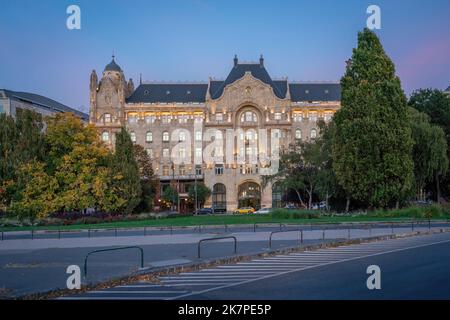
89,55,341,213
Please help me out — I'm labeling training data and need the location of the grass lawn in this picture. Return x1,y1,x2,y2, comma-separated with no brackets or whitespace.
0,214,445,232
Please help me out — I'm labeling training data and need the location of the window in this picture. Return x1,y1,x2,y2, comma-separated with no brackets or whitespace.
293,113,302,122
241,111,257,123
309,112,318,121
162,148,170,158
295,129,302,140
146,131,153,143
324,112,333,121
194,114,204,123
272,129,281,139
215,165,224,175
178,115,188,123
104,113,112,123
310,129,317,139
145,115,155,124
179,147,186,158
162,131,170,142
101,131,109,142
195,131,202,141
245,130,257,141
162,165,170,176
146,148,153,159
179,131,186,142
130,132,136,142
179,165,186,176
128,114,137,124
212,183,226,209
274,112,282,120
195,147,202,158
216,113,223,122
161,115,170,124
195,165,202,175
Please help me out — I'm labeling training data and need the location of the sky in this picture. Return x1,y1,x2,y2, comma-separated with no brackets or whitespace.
1,0,450,113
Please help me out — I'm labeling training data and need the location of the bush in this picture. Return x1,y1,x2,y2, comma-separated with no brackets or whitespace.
366,205,449,219
271,209,321,220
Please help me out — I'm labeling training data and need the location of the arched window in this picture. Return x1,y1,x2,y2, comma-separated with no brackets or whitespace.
295,129,302,140
310,129,317,139
162,131,170,142
240,111,257,123
212,183,226,211
146,131,153,143
103,113,112,123
101,131,109,142
272,183,284,208
130,131,136,142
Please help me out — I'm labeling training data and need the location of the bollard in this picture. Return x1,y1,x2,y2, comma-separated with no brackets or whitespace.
348,229,350,240
391,223,394,234
58,230,61,240
31,229,34,240
300,230,303,244
115,228,117,237
170,226,173,235
322,230,325,241
88,228,91,238
254,224,257,232
144,227,147,236
1,231,3,241
428,219,431,230
412,221,414,232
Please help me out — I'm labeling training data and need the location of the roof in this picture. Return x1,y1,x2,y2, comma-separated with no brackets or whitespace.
0,89,88,121
104,57,122,72
127,83,208,104
211,63,285,99
445,86,450,92
289,83,341,102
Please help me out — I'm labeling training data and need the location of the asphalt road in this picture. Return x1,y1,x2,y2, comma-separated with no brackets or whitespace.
64,232,450,300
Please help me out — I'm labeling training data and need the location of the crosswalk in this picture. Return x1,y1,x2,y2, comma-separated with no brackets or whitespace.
59,232,450,300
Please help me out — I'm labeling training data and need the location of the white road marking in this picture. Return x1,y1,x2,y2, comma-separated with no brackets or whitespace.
89,290,188,294
169,237,450,300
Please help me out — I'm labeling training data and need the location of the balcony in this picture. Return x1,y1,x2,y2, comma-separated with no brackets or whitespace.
158,174,204,181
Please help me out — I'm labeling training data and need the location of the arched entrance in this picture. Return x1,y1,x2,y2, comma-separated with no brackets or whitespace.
238,181,261,209
212,183,227,213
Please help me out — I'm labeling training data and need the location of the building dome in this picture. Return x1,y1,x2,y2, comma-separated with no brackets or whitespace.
104,55,122,72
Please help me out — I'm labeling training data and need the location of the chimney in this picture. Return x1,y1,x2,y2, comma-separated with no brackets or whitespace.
234,54,238,67
260,54,264,67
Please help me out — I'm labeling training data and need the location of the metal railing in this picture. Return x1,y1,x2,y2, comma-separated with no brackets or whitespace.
269,229,303,248
83,246,144,277
198,236,237,258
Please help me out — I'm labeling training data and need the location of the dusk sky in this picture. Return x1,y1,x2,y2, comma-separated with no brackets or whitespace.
1,0,450,113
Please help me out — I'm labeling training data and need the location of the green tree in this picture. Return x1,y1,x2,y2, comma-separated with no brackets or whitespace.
111,128,141,214
332,28,414,210
188,182,211,209
133,144,157,213
161,185,178,210
409,89,450,199
409,107,448,201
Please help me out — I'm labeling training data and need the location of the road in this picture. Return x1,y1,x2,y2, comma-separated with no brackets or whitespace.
62,232,450,300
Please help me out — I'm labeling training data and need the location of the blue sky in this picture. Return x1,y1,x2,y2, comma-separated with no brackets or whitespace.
1,0,449,112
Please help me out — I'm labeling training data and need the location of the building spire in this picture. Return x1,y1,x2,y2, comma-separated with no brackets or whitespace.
260,54,264,67
234,54,238,67
139,73,142,85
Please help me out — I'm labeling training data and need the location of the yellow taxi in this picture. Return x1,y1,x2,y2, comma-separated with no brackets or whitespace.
234,207,255,214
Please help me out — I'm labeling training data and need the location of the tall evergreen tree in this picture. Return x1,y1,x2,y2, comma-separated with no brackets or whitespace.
133,144,157,213
111,128,141,214
332,29,414,209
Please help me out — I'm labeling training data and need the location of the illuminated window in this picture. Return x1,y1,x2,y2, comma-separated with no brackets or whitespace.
146,148,153,159
146,131,153,142
311,129,317,139
101,131,109,142
216,113,223,121
178,115,188,123
274,112,282,120
162,148,169,158
104,113,112,123
145,115,155,124
241,111,257,123
195,147,202,158
295,129,302,140
293,113,303,122
128,114,137,124
130,132,136,142
179,131,186,142
161,115,170,124
162,131,170,142
195,131,202,141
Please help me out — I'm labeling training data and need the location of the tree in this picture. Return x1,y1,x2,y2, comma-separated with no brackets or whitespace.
409,107,448,202
188,182,211,209
133,145,157,213
263,122,331,209
409,89,450,200
161,185,178,209
110,128,141,214
332,28,414,209
0,110,45,210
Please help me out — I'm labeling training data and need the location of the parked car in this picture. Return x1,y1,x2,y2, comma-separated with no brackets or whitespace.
312,201,327,210
254,208,271,215
234,207,255,214
195,208,213,215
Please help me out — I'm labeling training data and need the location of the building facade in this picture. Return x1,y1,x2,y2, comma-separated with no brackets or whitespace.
89,56,341,213
0,89,88,121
